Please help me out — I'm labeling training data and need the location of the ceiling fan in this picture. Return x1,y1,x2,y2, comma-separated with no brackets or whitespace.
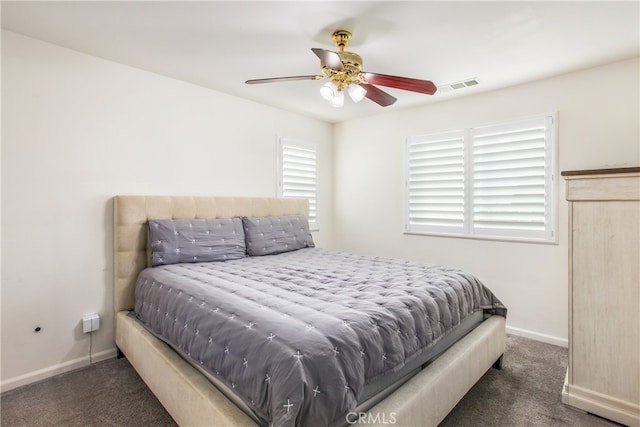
245,30,437,108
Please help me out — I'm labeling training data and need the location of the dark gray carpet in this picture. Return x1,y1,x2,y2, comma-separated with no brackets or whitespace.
1,335,619,427
440,335,618,427
1,357,176,427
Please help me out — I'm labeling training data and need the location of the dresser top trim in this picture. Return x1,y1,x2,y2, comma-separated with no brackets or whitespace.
561,167,640,177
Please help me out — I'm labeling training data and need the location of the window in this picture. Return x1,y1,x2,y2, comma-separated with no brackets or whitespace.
405,114,557,243
278,138,318,230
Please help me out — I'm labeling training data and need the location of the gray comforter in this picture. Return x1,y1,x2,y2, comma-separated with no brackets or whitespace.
134,248,506,427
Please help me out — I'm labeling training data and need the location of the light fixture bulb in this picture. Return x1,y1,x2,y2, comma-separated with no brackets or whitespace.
320,81,338,101
348,84,366,103
329,90,344,108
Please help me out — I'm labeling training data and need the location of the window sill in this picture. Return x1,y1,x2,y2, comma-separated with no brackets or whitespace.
403,230,559,245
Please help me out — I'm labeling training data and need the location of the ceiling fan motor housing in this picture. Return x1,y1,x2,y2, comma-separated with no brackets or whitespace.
337,51,363,75
322,55,363,88
324,30,365,88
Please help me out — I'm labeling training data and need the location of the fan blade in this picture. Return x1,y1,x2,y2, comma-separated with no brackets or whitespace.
245,75,322,84
311,48,344,71
361,83,397,107
363,72,437,95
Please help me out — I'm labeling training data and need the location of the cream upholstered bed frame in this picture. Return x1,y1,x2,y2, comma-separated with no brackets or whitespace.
114,195,506,427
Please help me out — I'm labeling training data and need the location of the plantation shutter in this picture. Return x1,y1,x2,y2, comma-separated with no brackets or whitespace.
471,116,553,240
405,130,466,234
278,139,318,228
405,114,556,243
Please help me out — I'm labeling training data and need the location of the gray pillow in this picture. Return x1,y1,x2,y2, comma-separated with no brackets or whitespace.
242,215,315,256
148,218,246,266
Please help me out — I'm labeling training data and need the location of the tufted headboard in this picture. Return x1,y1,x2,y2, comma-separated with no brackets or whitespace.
113,196,309,313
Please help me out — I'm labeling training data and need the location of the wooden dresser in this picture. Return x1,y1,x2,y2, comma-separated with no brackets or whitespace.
561,167,640,427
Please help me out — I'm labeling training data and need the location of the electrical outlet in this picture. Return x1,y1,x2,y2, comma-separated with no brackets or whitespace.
82,313,100,333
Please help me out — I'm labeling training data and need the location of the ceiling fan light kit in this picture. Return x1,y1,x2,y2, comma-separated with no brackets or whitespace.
347,84,366,103
245,29,437,108
329,89,345,108
320,80,365,106
320,80,338,101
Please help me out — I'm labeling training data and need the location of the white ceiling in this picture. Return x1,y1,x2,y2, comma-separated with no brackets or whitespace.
2,1,639,123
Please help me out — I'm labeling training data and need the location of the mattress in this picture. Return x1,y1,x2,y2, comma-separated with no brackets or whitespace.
133,248,506,427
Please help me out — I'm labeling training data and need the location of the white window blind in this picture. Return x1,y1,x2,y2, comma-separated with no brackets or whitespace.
406,130,466,235
278,138,318,229
471,117,552,239
405,114,556,243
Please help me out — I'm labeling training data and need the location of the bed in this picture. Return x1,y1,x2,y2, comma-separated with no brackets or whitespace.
114,195,506,427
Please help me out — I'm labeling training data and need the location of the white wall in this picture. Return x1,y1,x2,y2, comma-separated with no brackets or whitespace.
332,57,640,346
0,31,333,390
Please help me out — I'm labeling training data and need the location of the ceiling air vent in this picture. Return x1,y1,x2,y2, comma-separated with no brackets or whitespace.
438,78,480,93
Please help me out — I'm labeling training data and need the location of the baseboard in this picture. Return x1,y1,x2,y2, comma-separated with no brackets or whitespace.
0,348,117,393
506,325,568,348
562,376,640,427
